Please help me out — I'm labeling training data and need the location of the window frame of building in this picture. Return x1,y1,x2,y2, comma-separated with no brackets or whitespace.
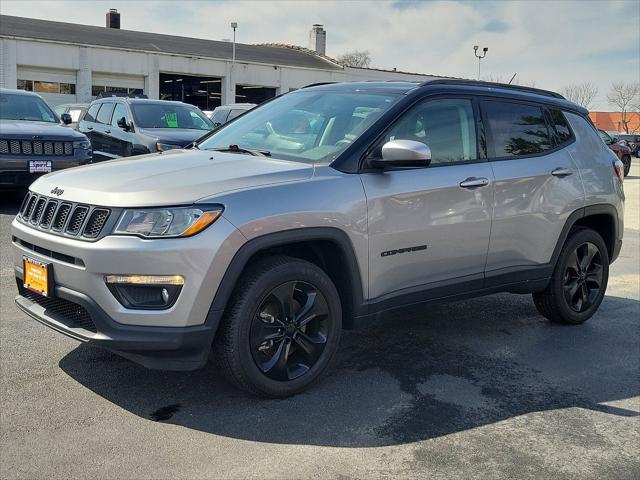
17,79,76,95
480,99,554,161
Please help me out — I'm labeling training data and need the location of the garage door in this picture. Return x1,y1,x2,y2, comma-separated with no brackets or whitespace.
17,67,77,107
92,73,145,98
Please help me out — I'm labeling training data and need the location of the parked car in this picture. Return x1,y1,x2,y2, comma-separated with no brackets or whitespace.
12,80,624,397
0,88,92,190
78,96,213,161
613,133,640,157
54,103,88,129
207,103,256,127
598,129,632,176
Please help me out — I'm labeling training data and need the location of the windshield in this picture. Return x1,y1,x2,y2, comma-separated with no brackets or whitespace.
0,93,58,123
132,103,213,130
198,91,400,164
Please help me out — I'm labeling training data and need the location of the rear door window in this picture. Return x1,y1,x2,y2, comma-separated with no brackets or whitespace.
84,103,100,123
96,103,115,125
483,100,552,158
226,109,245,122
210,109,230,125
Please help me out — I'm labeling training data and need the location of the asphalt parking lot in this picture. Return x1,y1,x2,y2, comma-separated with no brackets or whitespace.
1,161,639,480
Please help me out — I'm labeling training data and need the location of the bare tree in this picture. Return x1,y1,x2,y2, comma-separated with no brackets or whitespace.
336,50,372,68
560,82,599,110
607,82,640,133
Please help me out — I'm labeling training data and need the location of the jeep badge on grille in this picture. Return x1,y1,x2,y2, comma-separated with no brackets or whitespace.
50,187,64,196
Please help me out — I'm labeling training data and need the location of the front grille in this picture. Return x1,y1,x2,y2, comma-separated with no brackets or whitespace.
83,209,110,238
66,206,89,235
18,192,112,241
22,290,97,333
0,139,73,156
52,203,71,231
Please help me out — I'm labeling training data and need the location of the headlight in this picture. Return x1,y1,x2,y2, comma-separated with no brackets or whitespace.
73,140,91,149
114,206,223,238
156,142,181,152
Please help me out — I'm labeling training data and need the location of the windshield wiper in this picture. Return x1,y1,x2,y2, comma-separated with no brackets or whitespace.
206,144,271,157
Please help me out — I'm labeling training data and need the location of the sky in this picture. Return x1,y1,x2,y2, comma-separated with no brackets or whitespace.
1,0,638,110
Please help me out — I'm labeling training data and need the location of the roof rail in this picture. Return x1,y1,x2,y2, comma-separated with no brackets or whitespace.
96,92,148,99
301,82,337,89
420,79,565,99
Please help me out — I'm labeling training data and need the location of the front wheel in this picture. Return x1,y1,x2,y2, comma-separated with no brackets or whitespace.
533,228,609,325
214,255,342,397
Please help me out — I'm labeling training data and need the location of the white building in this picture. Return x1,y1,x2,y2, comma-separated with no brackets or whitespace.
0,12,440,109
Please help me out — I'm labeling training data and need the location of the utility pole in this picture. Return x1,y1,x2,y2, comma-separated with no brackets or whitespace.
473,45,488,80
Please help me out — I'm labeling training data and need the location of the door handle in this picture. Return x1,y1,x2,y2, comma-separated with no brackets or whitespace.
460,177,490,188
104,129,111,134
86,126,93,130
551,167,573,177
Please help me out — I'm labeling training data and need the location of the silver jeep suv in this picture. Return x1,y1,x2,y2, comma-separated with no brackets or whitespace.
12,80,625,397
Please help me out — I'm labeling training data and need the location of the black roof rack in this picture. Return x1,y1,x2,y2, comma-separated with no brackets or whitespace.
96,92,148,99
420,79,565,99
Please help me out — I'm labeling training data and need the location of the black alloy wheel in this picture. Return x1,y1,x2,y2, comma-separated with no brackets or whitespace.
562,242,603,313
250,281,330,381
533,228,609,325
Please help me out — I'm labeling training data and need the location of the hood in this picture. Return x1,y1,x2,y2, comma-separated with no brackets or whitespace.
30,149,314,207
0,119,86,140
137,128,208,146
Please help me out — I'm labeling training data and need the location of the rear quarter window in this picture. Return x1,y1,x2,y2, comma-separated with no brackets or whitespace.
84,104,100,123
483,100,552,158
547,108,574,146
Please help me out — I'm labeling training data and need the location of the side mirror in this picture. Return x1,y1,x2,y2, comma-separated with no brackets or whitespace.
60,113,72,125
611,137,619,144
371,140,432,168
117,116,131,131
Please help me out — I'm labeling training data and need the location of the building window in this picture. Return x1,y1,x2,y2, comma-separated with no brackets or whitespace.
17,79,34,91
17,79,76,95
92,85,143,97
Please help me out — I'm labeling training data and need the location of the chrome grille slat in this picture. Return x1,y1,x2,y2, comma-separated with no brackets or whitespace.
52,203,72,231
30,198,47,225
65,205,89,235
18,194,113,241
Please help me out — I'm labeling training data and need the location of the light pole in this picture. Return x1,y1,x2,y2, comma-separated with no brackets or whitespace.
230,22,237,105
473,45,488,80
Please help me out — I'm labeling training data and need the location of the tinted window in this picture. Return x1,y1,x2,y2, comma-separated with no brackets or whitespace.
376,98,477,164
210,109,230,125
96,103,115,124
226,109,245,121
111,103,130,127
484,101,552,158
84,104,100,123
131,103,213,130
0,92,57,123
548,109,573,145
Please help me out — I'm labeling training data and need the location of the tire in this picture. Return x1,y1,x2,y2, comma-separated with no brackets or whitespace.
533,228,609,325
622,155,631,177
214,255,342,397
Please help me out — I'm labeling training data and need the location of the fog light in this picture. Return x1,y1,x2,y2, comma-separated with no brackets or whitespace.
105,274,184,310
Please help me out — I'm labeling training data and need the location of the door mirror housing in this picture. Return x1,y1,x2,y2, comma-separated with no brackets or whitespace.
371,140,432,168
117,116,131,131
60,113,72,125
611,136,619,144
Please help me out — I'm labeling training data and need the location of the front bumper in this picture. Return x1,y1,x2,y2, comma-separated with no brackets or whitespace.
0,152,92,189
11,214,246,370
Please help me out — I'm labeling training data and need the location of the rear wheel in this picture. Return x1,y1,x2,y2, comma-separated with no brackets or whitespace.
533,228,609,324
622,155,631,176
214,255,342,397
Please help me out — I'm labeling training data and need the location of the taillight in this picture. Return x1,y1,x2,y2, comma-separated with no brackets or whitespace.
613,160,624,184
